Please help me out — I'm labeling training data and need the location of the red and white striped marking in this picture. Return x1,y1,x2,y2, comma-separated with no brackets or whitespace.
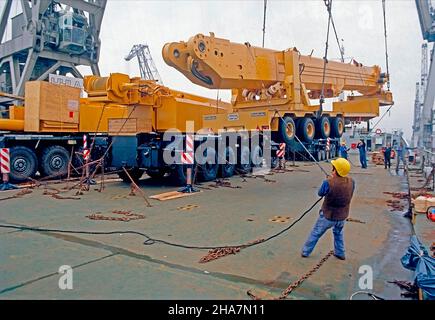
0,148,11,173
83,134,90,161
182,134,194,165
277,143,286,158
326,138,331,152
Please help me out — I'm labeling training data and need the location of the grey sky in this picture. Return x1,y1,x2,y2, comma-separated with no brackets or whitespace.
1,0,426,140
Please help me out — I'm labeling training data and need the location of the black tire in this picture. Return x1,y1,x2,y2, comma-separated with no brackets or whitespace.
219,146,236,178
278,116,296,144
238,145,251,174
9,146,38,183
39,145,70,178
117,167,145,183
251,145,263,168
331,117,344,138
146,169,166,179
316,116,331,139
198,146,218,182
170,164,193,186
271,157,279,169
298,117,316,143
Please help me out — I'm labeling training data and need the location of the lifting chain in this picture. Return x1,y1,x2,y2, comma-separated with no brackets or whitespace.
0,188,32,202
199,238,265,263
247,250,334,300
278,250,334,299
86,210,145,222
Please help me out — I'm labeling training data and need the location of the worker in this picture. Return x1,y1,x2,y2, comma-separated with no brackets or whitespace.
357,139,367,169
384,143,392,169
301,158,355,260
339,142,349,159
395,143,407,173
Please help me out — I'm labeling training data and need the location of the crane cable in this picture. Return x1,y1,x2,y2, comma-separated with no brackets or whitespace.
368,0,393,134
382,0,391,91
262,0,267,48
318,0,333,118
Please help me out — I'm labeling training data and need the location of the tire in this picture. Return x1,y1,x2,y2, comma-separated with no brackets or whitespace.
198,145,218,181
9,146,38,183
251,145,263,168
146,169,166,179
170,164,193,186
219,146,236,178
298,117,316,143
278,116,296,144
117,167,145,183
316,116,331,139
238,145,252,174
39,145,70,178
331,117,344,138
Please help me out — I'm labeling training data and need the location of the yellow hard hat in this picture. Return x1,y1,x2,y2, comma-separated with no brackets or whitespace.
331,158,351,177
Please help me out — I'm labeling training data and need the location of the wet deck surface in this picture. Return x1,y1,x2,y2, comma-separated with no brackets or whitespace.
0,155,415,300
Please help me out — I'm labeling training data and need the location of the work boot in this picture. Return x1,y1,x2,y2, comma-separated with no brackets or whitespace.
334,254,346,260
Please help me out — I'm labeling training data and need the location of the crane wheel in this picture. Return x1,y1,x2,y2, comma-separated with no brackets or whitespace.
298,117,316,143
118,167,145,183
219,146,236,178
146,169,166,179
197,144,218,181
316,116,331,139
170,165,193,186
278,116,296,144
40,145,70,178
9,146,38,183
331,117,344,138
251,145,263,168
237,145,252,174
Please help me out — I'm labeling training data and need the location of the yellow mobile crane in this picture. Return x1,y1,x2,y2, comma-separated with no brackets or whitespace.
163,33,393,147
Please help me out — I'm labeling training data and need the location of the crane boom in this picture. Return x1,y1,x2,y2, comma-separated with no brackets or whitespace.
163,33,393,105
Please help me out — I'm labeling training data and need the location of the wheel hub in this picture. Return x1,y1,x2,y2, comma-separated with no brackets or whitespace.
50,155,64,170
13,158,27,173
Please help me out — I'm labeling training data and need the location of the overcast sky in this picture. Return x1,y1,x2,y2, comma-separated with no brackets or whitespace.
1,0,427,140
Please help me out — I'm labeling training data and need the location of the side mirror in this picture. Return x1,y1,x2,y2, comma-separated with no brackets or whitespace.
426,206,435,222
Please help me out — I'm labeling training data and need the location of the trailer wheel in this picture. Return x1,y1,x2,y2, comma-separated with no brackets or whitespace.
170,164,193,186
39,145,70,178
118,167,145,183
331,117,344,138
220,146,236,178
298,117,316,143
9,146,38,183
238,145,252,174
146,169,166,179
251,145,263,168
278,116,296,144
198,146,218,182
316,116,331,139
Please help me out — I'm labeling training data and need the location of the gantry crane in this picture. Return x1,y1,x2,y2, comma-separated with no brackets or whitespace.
125,44,163,84
415,0,435,150
0,0,107,106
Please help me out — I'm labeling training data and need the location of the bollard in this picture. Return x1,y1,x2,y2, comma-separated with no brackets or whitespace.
0,148,18,191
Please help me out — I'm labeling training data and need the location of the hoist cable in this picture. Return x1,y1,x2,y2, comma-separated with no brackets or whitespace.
382,0,390,90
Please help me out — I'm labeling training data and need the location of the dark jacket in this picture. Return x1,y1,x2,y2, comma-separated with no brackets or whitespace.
384,147,392,158
321,175,355,221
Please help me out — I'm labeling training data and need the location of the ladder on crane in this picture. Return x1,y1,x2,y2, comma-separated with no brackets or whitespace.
125,44,163,84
